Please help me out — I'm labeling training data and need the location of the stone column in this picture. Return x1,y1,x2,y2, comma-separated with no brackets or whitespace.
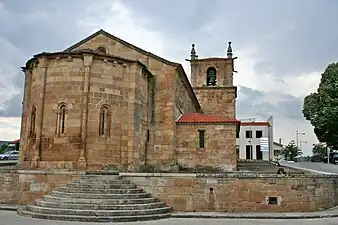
18,68,32,164
78,54,93,170
32,57,48,168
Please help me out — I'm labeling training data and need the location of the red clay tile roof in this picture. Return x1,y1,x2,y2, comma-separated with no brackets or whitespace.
9,139,20,144
241,121,270,126
176,113,239,124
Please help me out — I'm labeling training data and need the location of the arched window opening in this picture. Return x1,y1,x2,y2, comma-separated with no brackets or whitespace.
96,46,107,54
99,105,111,137
56,103,67,136
29,106,36,137
206,67,217,86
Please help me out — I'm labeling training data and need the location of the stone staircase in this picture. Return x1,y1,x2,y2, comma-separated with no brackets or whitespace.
17,174,172,222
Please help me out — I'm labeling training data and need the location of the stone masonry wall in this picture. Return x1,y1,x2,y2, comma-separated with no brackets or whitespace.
193,87,236,118
68,33,178,169
123,173,338,213
176,123,237,171
85,58,136,170
1,170,338,213
174,71,199,119
19,54,149,171
40,57,84,164
190,57,236,118
0,170,82,205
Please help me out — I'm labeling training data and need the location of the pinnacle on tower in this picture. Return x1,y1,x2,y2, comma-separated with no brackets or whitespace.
190,44,198,60
227,41,233,58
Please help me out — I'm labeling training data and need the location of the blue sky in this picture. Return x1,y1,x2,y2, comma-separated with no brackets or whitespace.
0,0,337,155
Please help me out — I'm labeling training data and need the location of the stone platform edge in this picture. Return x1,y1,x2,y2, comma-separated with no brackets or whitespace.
1,169,338,178
2,204,338,219
171,210,338,219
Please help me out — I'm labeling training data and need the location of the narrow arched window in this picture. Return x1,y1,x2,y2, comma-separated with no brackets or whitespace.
29,106,36,137
99,105,111,137
56,103,67,136
96,46,107,54
206,67,217,86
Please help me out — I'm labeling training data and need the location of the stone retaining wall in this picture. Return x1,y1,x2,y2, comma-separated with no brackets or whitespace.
0,170,338,212
121,172,338,212
0,169,83,204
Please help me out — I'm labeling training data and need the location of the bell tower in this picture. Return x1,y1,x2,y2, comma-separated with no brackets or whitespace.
187,42,237,118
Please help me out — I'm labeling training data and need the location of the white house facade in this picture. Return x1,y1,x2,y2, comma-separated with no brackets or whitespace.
236,120,274,161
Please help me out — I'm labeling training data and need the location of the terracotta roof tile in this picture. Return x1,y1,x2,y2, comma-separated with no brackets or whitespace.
177,113,239,124
241,121,270,126
9,139,20,144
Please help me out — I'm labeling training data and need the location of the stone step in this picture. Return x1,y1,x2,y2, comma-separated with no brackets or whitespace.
26,204,172,216
67,183,137,189
36,200,166,210
18,208,171,222
51,190,151,199
79,175,120,179
71,179,131,185
43,195,159,204
58,187,144,194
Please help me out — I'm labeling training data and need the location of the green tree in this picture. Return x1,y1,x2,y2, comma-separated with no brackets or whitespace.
312,143,329,159
303,62,338,149
0,144,8,154
15,141,20,151
274,149,282,161
282,140,301,160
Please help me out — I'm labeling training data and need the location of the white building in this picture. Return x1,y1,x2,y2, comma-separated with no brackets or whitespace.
236,117,274,161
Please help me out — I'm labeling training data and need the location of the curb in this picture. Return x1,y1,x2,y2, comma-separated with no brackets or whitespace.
0,204,20,212
2,205,338,220
171,212,338,219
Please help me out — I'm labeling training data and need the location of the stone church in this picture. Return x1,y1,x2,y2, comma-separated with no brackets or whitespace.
18,29,239,172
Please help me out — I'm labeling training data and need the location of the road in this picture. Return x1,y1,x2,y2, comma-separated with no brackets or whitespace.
0,160,17,166
1,211,338,225
281,161,338,174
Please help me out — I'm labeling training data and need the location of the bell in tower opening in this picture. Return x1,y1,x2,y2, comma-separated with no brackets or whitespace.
206,67,217,86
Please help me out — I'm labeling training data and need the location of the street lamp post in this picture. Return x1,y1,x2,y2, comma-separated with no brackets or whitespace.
299,140,307,154
296,130,305,149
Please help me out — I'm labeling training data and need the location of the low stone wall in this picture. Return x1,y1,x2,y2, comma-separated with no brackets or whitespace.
0,169,84,205
121,172,338,212
0,169,337,213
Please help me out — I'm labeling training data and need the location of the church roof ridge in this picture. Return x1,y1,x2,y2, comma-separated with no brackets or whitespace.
63,29,181,67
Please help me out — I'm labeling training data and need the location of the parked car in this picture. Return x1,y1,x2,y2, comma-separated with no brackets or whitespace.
0,151,19,160
323,152,338,164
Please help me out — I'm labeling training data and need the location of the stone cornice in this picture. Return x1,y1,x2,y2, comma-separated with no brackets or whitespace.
23,50,153,78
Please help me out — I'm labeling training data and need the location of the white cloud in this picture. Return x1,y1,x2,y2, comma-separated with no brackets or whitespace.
234,48,321,98
0,117,21,141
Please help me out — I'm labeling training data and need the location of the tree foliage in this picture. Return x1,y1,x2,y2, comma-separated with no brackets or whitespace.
0,144,8,154
282,140,302,160
312,143,328,159
303,62,338,149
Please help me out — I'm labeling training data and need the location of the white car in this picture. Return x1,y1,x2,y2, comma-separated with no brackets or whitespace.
0,151,19,160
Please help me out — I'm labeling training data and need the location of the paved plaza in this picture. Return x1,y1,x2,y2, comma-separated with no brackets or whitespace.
1,211,338,225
